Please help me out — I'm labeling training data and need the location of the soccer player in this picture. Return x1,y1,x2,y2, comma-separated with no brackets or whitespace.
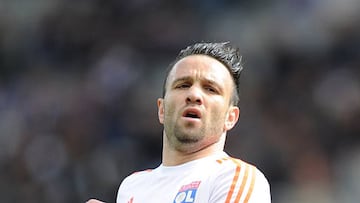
88,42,271,203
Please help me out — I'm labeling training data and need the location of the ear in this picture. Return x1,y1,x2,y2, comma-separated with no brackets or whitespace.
157,98,164,124
224,106,240,131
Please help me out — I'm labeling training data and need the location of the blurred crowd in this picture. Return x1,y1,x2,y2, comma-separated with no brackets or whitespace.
0,0,360,202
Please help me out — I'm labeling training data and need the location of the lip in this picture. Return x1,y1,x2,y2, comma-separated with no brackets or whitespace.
182,107,202,119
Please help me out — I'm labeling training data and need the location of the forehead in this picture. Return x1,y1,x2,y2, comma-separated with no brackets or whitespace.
168,55,233,84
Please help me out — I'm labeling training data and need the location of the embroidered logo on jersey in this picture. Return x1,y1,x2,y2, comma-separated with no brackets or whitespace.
173,181,201,203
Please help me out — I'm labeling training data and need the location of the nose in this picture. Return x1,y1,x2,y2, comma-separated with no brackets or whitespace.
186,86,203,105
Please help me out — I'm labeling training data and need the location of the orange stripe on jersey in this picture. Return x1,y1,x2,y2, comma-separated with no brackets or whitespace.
225,165,241,203
216,157,230,164
243,166,256,203
234,164,250,202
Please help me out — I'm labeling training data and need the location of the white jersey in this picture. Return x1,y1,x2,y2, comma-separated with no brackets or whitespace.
117,152,271,203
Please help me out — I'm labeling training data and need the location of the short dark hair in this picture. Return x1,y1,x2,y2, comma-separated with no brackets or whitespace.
162,42,243,105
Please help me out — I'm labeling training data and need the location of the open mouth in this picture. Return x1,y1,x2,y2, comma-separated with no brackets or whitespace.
183,109,201,119
185,112,200,118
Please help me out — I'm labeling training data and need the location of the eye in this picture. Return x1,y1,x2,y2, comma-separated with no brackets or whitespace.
176,83,191,89
204,86,218,94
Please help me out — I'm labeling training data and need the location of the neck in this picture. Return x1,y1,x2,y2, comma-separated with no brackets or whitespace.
162,132,226,166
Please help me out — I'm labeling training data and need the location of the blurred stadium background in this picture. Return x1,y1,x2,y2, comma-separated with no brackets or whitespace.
0,0,359,202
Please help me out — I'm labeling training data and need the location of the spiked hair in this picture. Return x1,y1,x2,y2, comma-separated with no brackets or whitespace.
162,42,243,105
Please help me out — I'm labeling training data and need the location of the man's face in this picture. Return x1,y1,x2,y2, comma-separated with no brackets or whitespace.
157,55,239,152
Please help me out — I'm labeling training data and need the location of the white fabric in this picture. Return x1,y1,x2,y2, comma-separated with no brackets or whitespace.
117,152,271,203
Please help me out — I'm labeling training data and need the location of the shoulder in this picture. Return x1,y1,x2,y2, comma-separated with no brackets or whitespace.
213,155,258,176
214,155,268,181
119,169,154,188
209,155,271,202
218,156,270,192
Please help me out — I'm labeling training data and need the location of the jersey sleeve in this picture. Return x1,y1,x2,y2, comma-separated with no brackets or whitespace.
246,169,271,203
116,171,144,203
116,175,131,203
209,160,271,203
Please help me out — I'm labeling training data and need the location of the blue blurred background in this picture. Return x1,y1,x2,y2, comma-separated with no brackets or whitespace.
0,0,360,202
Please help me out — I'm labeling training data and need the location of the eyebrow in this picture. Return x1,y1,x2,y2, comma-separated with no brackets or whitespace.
171,76,224,92
171,76,193,86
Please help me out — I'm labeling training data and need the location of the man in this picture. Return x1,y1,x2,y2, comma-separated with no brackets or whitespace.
88,42,271,203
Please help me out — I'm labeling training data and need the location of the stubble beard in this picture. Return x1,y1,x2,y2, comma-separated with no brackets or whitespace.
163,119,204,153
163,105,226,152
174,122,205,143
165,118,224,153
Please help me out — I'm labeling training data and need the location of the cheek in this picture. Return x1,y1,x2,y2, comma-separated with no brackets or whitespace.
164,101,178,120
210,99,227,114
208,105,226,122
